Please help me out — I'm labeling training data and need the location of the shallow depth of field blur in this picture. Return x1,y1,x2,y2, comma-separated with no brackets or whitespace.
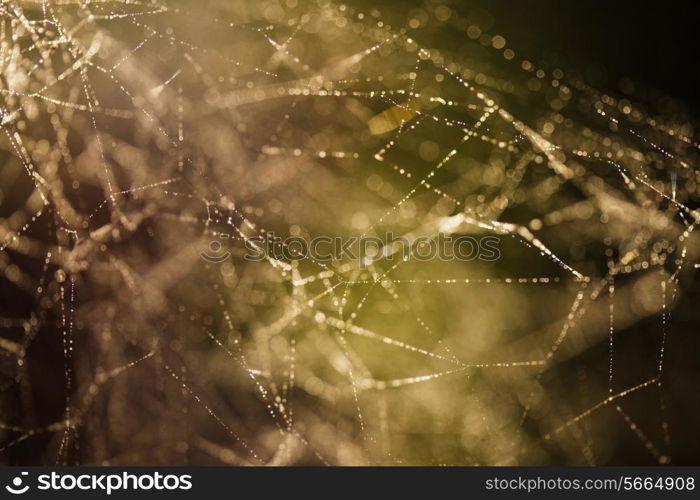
0,0,699,465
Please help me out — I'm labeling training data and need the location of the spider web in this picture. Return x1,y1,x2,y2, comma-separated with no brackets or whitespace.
0,0,698,465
